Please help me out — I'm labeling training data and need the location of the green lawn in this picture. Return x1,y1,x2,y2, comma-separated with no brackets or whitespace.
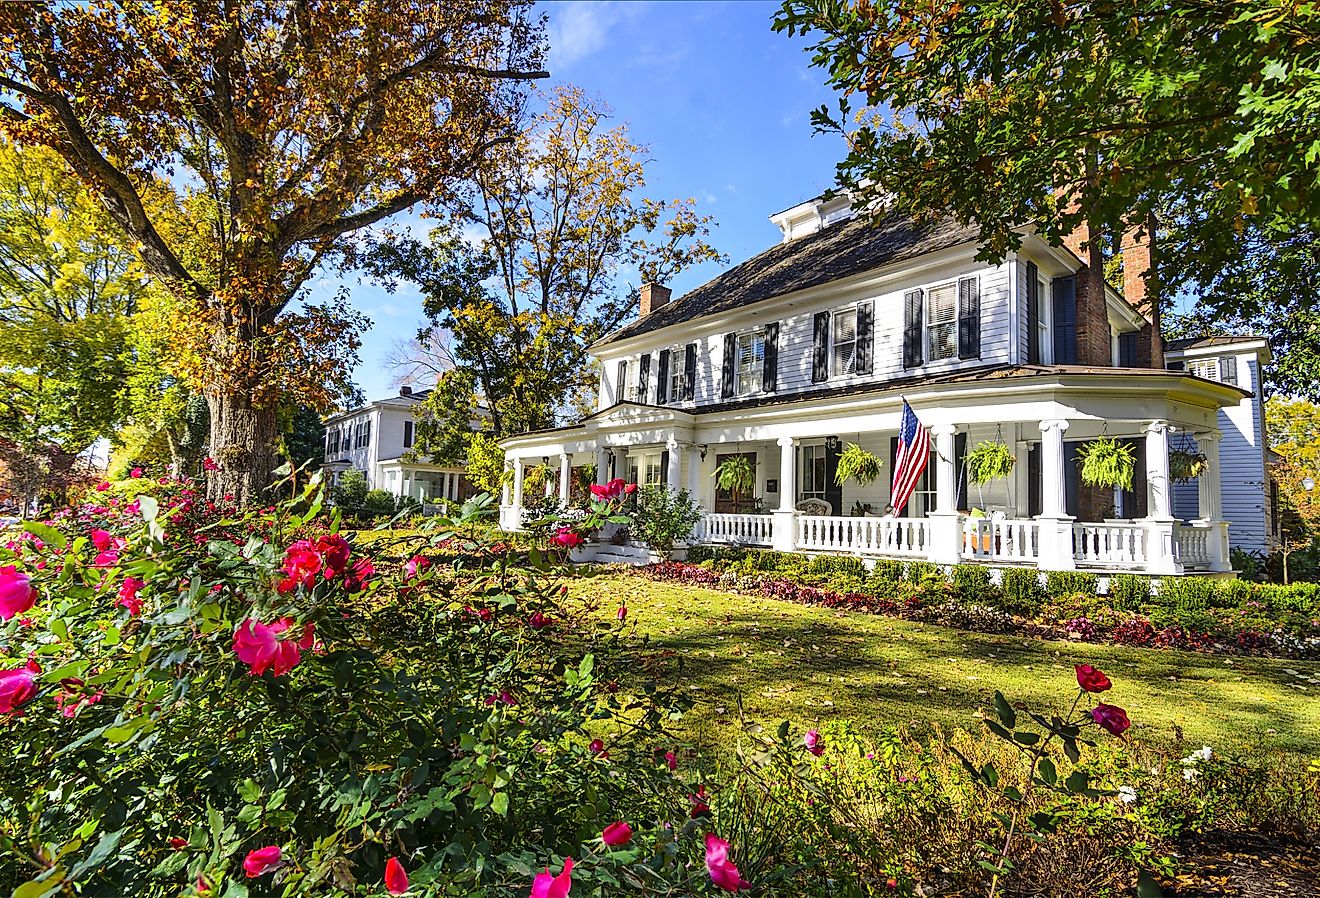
567,572,1320,755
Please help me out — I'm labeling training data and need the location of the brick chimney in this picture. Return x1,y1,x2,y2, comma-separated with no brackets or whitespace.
1120,215,1163,368
639,281,671,316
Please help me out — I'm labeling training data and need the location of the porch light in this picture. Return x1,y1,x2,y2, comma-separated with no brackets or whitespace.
825,436,841,452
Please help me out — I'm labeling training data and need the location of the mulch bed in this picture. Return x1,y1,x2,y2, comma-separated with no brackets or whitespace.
1165,830,1320,897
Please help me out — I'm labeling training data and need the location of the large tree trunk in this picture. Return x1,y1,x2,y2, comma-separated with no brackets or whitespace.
205,389,280,506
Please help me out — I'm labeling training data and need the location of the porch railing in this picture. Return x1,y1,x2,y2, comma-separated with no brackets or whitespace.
1174,523,1213,568
796,515,931,557
962,517,1039,564
1072,522,1148,568
696,513,774,547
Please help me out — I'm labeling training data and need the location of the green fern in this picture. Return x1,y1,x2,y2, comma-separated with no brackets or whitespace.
834,442,883,486
966,441,1016,486
1077,437,1135,491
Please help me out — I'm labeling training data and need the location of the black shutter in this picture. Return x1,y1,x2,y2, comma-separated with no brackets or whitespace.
1026,261,1040,364
957,278,981,360
903,289,924,368
855,300,874,375
1027,443,1042,517
660,449,670,487
954,431,968,511
656,349,670,404
812,312,830,383
1219,356,1237,384
721,333,736,398
1118,332,1138,367
616,360,627,403
824,439,843,515
889,436,908,515
638,353,651,402
1065,442,1081,518
1166,359,1185,371
763,322,779,391
684,343,697,401
1052,276,1077,364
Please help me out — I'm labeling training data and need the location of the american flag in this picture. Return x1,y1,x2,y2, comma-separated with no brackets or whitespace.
891,399,930,514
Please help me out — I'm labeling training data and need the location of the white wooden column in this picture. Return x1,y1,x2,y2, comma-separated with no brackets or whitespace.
927,424,962,565
773,436,797,551
499,458,514,529
1143,420,1180,574
666,439,682,490
558,453,572,506
686,447,702,503
595,447,609,486
511,459,525,519
1145,421,1174,520
1194,431,1231,572
1039,419,1070,518
1194,431,1222,521
1035,419,1076,571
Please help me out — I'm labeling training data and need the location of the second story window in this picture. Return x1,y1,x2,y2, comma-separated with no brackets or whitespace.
668,347,683,401
737,330,765,396
832,309,857,376
927,282,958,361
403,420,415,449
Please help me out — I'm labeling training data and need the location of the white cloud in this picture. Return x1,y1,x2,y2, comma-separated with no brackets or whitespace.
546,1,644,69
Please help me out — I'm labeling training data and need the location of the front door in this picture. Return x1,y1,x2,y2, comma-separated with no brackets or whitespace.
714,452,757,514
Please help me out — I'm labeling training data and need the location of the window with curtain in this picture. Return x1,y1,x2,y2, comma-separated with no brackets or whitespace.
927,282,958,360
736,330,765,396
832,308,857,376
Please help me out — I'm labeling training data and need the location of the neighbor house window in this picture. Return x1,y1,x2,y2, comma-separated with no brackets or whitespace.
927,282,958,361
799,444,828,501
1036,275,1049,362
832,308,858,376
403,420,415,449
1187,359,1218,381
737,330,765,396
627,451,665,487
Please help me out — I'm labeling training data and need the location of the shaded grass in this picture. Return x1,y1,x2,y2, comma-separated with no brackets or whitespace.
566,573,1320,755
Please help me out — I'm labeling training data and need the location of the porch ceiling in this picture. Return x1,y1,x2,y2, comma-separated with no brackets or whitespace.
499,365,1242,457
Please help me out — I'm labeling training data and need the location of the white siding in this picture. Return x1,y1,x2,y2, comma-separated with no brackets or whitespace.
599,254,1017,413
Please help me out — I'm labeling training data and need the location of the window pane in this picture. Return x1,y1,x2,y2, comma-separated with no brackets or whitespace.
928,284,957,323
833,340,856,375
929,322,957,360
833,310,857,343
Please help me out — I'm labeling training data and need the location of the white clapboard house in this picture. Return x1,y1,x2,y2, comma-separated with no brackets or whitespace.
499,195,1272,575
322,386,477,506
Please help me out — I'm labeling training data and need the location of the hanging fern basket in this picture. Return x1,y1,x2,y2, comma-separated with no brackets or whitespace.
1077,436,1135,491
1169,449,1209,483
713,455,756,497
834,442,883,487
966,441,1016,486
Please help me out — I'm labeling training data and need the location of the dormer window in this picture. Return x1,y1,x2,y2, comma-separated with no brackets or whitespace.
1187,356,1238,385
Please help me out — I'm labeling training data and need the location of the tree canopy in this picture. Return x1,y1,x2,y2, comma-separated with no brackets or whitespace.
0,0,548,503
773,1,1320,299
367,86,723,458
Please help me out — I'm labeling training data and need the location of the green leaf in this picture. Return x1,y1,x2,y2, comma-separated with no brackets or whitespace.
1038,757,1058,786
1064,770,1090,793
993,691,1016,728
491,791,509,816
20,521,67,549
70,830,122,880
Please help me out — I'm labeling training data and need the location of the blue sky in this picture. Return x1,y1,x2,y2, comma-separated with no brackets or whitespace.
313,0,846,401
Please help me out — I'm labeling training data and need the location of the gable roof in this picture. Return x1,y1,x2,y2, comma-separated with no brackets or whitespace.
1164,334,1268,352
594,209,980,348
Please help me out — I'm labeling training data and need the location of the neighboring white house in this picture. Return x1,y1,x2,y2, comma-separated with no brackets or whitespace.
499,195,1262,576
322,386,476,504
1164,335,1275,557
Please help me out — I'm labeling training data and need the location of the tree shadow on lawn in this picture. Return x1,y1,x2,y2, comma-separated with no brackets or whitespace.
620,597,1320,754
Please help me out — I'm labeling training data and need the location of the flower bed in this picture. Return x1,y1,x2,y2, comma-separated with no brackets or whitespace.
643,549,1320,659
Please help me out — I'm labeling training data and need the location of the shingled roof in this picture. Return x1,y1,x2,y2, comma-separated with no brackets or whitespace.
594,209,981,347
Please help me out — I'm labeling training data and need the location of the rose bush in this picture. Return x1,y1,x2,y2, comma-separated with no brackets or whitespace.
0,475,738,896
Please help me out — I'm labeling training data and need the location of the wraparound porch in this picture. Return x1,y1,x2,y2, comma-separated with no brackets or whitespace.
498,367,1245,576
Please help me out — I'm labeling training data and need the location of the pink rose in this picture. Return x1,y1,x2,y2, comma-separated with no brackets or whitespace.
0,659,41,715
232,618,311,676
404,555,430,580
95,481,110,492
117,577,145,616
804,729,824,756
1090,703,1131,736
616,605,627,622
0,565,37,620
130,467,143,478
601,821,632,847
705,833,750,892
550,528,584,549
530,856,573,898
1075,664,1112,693
242,845,282,878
